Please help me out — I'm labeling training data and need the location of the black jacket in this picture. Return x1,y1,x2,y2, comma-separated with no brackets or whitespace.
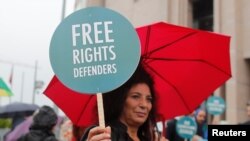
81,121,148,141
17,124,58,141
17,126,57,141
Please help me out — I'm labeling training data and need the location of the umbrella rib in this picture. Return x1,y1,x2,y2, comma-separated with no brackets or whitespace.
147,32,197,57
202,60,232,77
144,63,193,113
143,26,151,59
144,57,231,77
77,95,94,125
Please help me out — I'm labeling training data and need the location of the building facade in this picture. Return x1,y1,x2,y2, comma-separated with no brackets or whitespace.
75,0,250,124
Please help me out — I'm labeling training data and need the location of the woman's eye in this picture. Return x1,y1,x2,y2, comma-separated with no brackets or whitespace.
147,97,153,102
131,95,140,99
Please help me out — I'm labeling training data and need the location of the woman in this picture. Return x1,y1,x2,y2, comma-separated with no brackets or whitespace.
81,63,167,141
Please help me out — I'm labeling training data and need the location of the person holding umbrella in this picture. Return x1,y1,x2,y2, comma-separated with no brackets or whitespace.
44,21,231,134
80,63,167,141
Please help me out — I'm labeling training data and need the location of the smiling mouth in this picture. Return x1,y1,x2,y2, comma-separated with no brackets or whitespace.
136,112,147,117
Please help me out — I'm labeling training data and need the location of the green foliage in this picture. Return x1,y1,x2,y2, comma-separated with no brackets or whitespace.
0,118,11,128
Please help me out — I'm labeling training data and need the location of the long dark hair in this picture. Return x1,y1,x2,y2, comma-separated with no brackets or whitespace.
103,63,157,140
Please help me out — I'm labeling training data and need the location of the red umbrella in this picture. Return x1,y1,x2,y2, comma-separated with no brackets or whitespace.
136,22,231,120
45,76,98,127
44,22,231,126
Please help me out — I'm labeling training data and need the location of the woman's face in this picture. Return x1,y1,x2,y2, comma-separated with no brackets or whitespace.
119,83,152,127
196,110,206,124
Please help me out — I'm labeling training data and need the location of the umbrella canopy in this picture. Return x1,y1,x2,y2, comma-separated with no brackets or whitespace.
4,116,33,141
0,102,39,118
136,22,231,120
44,76,98,127
44,22,231,126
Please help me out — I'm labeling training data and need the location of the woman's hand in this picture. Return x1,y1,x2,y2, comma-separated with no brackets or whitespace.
86,126,111,141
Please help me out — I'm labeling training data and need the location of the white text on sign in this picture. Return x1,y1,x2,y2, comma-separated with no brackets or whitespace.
72,21,114,46
71,21,118,78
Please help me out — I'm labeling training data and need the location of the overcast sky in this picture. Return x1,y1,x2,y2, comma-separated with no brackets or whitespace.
0,0,74,110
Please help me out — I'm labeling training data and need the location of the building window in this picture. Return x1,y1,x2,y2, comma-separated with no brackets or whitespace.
192,0,213,31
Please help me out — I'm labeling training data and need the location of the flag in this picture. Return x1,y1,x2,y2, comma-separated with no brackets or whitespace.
9,65,14,85
0,78,13,96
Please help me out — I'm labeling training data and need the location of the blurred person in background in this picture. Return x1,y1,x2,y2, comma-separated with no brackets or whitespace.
59,118,87,141
71,125,86,141
239,101,250,125
17,105,58,141
193,109,207,140
59,119,73,141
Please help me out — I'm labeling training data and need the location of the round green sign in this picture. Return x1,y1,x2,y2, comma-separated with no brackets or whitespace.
176,116,197,139
206,96,225,115
50,7,140,94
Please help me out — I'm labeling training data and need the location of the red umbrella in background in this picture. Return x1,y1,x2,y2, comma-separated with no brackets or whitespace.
44,76,97,127
44,22,231,126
